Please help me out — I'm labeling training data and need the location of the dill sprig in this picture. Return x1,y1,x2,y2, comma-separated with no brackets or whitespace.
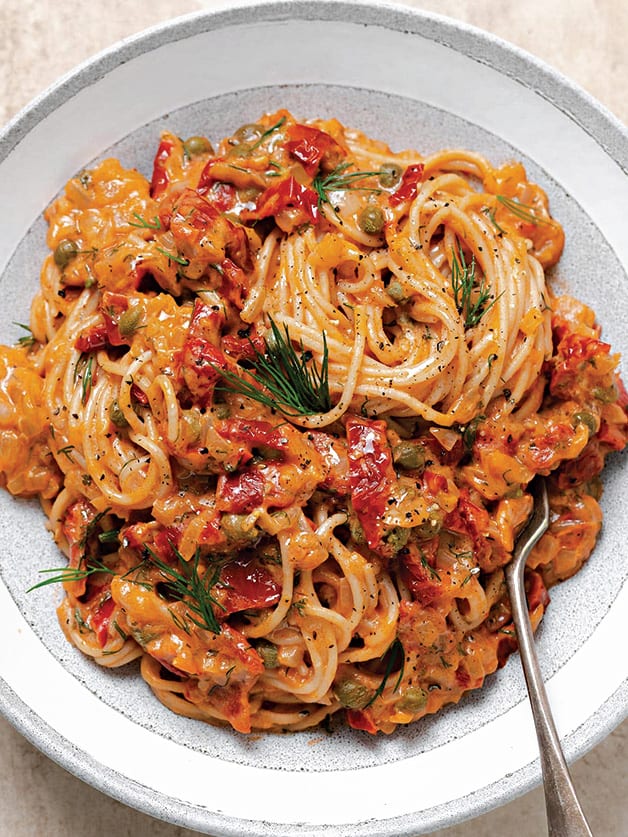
13,322,36,348
312,163,381,208
215,318,331,417
27,557,115,592
146,545,223,635
496,195,551,226
420,549,441,581
80,355,94,403
364,638,405,708
155,246,190,267
80,507,112,549
129,212,161,230
57,444,75,462
249,115,287,151
450,243,501,329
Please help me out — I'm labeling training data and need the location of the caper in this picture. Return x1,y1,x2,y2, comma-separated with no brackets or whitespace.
393,441,425,471
109,399,129,428
256,444,283,461
396,686,428,714
183,135,214,157
53,239,78,269
335,680,372,709
386,279,406,303
348,513,366,545
592,385,617,403
213,402,231,420
118,307,142,338
384,526,410,553
257,642,279,669
233,123,263,144
572,410,597,437
358,206,385,235
379,164,402,188
181,411,201,443
221,513,259,543
414,512,443,538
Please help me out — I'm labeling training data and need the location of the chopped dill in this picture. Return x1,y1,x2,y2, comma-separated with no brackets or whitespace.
451,243,501,329
145,545,223,635
129,212,161,230
496,195,550,226
364,638,405,708
312,163,381,209
214,318,331,417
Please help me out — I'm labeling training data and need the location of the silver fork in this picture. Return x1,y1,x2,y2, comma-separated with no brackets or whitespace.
504,477,593,836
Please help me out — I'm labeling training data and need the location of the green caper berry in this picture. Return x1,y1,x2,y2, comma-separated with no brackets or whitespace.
572,411,597,437
358,206,385,235
414,512,443,538
379,164,402,188
257,642,279,669
183,136,214,157
181,411,201,442
118,307,142,338
256,444,283,461
213,403,231,419
348,514,366,545
396,686,428,714
54,239,78,269
335,680,372,709
386,279,406,303
592,385,617,404
109,400,129,428
393,441,425,471
233,123,263,144
384,526,410,553
221,513,259,543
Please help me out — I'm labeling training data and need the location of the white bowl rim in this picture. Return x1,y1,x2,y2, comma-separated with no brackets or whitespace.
1,2,627,834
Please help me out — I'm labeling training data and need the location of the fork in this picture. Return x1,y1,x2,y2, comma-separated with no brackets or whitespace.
504,477,593,836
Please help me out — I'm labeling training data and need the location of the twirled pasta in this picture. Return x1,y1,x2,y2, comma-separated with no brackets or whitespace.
0,111,626,734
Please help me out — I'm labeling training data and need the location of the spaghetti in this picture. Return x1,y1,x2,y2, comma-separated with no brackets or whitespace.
0,111,626,734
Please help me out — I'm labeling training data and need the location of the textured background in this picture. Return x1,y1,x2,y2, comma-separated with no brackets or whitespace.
0,1,626,835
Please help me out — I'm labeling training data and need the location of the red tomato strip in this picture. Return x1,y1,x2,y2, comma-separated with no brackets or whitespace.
346,416,396,552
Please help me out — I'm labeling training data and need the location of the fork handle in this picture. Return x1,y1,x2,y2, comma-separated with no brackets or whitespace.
505,561,593,836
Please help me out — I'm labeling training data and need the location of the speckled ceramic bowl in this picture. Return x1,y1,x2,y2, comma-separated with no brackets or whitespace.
0,2,627,834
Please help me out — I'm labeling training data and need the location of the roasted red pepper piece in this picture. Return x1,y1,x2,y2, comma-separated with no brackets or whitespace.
389,163,425,207
218,554,281,614
62,498,96,572
75,324,108,352
346,708,378,734
91,596,117,648
178,299,228,404
550,332,611,398
216,418,288,453
444,490,491,565
217,469,265,514
222,328,266,361
242,176,319,224
220,257,250,309
150,136,176,198
346,415,396,552
284,123,345,176
74,293,133,352
398,540,442,606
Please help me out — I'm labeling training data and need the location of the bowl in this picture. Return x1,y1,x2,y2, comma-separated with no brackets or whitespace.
0,2,627,834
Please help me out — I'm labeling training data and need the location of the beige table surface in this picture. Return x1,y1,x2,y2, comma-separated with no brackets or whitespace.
1,0,627,835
